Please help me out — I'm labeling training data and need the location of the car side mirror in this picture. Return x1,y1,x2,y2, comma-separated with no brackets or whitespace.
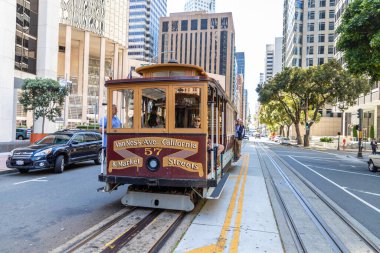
71,140,79,145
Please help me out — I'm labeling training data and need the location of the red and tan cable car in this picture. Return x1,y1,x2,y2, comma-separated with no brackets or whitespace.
98,62,237,211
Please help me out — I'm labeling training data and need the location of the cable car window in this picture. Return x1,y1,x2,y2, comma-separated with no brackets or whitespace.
112,89,134,128
174,87,201,128
141,88,166,128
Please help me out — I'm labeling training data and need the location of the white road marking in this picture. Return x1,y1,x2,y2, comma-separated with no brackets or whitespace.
14,177,48,185
288,156,380,214
305,164,380,178
281,155,338,160
343,187,380,197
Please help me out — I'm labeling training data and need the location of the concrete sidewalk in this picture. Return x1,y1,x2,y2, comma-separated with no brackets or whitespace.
0,152,15,175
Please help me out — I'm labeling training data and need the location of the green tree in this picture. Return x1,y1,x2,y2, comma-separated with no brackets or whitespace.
304,59,369,145
19,78,69,133
336,0,380,82
353,125,358,139
370,125,375,140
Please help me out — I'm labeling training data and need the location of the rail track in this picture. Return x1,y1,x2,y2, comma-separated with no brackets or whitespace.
256,142,380,253
54,207,186,253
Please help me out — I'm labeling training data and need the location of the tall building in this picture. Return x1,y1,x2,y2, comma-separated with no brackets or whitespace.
274,37,283,75
159,12,236,98
236,52,245,79
128,0,167,62
184,0,215,13
0,0,130,141
265,44,274,81
283,0,336,68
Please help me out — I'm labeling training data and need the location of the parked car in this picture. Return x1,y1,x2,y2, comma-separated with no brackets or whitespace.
279,137,291,145
274,136,283,142
368,154,380,172
255,133,261,139
7,130,102,174
16,128,31,140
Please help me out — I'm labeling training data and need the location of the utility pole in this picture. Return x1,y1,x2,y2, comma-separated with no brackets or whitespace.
357,109,363,158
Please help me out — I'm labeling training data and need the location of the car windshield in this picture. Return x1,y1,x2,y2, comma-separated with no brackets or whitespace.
36,135,71,144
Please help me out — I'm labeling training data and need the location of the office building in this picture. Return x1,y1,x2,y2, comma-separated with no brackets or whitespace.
159,11,236,99
235,52,245,79
265,44,274,81
0,0,130,142
283,0,336,68
128,0,167,62
274,37,283,75
184,0,215,13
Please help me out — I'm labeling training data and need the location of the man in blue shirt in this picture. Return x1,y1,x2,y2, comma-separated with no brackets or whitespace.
234,119,245,160
99,104,122,149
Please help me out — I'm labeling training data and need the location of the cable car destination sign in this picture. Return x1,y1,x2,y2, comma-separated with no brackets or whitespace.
108,137,204,176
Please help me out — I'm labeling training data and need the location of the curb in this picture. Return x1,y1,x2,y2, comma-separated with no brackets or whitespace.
0,168,18,175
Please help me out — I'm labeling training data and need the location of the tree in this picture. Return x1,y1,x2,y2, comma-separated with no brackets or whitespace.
304,59,370,146
336,0,380,82
19,78,69,133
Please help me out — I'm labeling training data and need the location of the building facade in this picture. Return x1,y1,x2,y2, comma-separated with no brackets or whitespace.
274,37,283,75
235,52,245,79
264,44,274,81
0,0,132,141
158,11,236,99
283,0,336,68
184,0,215,13
128,0,167,62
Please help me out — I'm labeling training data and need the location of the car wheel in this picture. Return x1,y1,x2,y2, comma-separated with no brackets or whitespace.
54,155,65,173
17,136,24,140
18,168,29,173
368,160,378,172
94,150,102,165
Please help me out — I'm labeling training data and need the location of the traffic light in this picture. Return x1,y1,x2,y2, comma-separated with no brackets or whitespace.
305,122,309,130
357,109,363,119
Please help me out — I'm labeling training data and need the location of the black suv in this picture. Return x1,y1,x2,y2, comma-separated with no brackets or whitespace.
7,130,103,173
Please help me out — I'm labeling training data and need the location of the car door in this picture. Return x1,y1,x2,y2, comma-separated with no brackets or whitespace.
84,133,99,158
70,134,87,161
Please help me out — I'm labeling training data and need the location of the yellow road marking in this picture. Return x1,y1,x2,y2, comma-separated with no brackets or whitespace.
229,154,249,252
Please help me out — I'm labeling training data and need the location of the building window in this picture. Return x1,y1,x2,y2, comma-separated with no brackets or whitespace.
308,0,315,7
191,19,198,30
221,17,228,29
329,10,334,18
308,11,315,19
171,21,178,31
211,18,218,29
307,34,314,43
329,0,335,7
308,23,315,31
319,0,326,7
328,33,334,42
307,58,314,67
319,10,325,19
318,46,325,54
318,58,324,65
181,20,188,31
329,22,334,30
162,21,168,32
319,22,325,31
328,45,334,54
201,19,208,30
307,46,314,55
318,34,325,42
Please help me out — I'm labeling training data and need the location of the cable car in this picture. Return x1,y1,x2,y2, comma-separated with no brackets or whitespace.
98,62,238,211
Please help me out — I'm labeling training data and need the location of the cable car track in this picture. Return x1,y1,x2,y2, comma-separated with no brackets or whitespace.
56,208,186,253
256,142,380,252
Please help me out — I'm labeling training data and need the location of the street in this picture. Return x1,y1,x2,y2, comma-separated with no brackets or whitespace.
260,139,380,239
0,163,126,253
1,139,380,253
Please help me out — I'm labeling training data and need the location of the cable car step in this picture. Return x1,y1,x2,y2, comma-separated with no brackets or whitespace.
207,173,230,199
121,190,195,212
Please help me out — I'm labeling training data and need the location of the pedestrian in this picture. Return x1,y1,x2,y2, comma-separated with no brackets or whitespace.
99,104,122,154
370,139,378,155
234,119,245,160
342,138,346,150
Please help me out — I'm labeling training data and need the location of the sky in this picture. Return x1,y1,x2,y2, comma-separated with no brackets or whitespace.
167,0,284,112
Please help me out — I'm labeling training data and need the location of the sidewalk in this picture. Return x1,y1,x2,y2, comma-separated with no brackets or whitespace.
0,152,15,175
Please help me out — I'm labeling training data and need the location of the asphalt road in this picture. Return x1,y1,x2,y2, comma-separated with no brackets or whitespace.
0,162,126,253
261,139,380,239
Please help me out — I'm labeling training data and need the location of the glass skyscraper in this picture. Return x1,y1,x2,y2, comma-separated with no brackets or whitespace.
128,0,167,62
184,0,215,13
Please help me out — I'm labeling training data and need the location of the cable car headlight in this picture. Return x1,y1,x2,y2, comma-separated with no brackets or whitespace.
147,156,160,172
